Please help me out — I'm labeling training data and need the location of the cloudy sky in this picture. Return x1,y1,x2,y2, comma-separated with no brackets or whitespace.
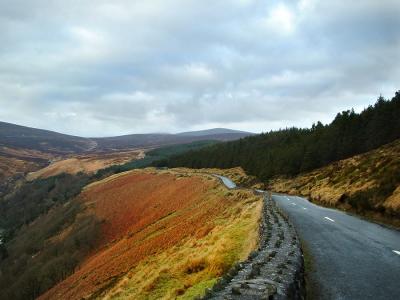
0,0,399,136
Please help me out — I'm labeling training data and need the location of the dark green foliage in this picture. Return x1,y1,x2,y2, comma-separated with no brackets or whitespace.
0,173,97,299
164,92,400,181
0,199,101,300
0,173,89,240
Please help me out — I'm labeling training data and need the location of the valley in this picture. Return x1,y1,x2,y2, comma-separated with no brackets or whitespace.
26,150,145,180
0,93,400,299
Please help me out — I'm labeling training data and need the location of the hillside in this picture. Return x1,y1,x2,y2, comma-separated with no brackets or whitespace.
92,130,251,151
0,146,55,195
163,91,400,182
0,122,250,190
177,128,252,137
0,122,251,155
0,121,95,154
26,150,145,180
269,139,400,227
0,168,262,300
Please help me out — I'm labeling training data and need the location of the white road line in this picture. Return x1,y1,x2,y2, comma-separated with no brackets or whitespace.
393,250,400,256
291,203,296,206
286,197,290,200
324,217,335,222
302,207,307,210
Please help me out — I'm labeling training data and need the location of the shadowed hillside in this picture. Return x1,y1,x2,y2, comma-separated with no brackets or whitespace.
0,121,95,154
91,130,252,151
0,122,251,155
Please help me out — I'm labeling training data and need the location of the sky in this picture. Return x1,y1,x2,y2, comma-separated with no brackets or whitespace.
0,0,399,137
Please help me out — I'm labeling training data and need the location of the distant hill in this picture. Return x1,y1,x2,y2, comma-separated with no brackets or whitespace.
92,129,252,151
177,128,253,137
0,121,95,154
0,122,252,154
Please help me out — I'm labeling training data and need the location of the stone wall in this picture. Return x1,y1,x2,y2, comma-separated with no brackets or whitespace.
199,192,305,300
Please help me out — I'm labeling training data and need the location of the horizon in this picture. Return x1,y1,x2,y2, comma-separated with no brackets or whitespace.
0,93,394,137
0,1,399,136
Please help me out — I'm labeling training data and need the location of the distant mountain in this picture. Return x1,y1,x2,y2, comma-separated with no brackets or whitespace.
0,122,252,154
0,121,95,154
177,128,253,137
93,129,252,151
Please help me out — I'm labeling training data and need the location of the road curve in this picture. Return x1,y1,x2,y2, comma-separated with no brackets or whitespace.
273,194,400,300
214,174,237,189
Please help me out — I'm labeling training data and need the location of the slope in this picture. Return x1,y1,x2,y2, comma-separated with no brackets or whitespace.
177,128,252,137
269,139,400,227
92,130,251,151
0,121,251,154
5,168,261,300
0,121,95,154
26,150,145,180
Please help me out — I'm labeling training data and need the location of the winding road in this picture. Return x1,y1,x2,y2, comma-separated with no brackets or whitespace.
273,194,400,300
214,174,237,189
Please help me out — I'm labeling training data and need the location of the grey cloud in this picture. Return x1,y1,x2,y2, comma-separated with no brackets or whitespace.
0,0,399,136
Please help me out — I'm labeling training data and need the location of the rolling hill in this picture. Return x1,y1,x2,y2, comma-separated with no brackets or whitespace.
0,122,252,191
0,168,262,300
177,128,252,137
0,121,95,154
0,121,252,154
91,129,252,151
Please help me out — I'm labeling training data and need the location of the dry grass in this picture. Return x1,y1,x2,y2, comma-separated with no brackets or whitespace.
0,146,53,180
0,146,54,160
27,150,145,180
188,167,262,188
103,196,261,300
39,168,262,300
0,156,40,180
269,139,400,225
385,186,400,211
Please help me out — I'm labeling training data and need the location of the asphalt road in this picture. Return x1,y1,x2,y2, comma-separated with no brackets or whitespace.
273,194,400,300
214,174,237,189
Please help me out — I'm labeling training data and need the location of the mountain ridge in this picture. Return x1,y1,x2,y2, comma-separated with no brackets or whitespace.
0,121,252,153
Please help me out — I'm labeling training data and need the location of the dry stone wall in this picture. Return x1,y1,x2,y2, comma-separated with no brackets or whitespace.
199,192,305,300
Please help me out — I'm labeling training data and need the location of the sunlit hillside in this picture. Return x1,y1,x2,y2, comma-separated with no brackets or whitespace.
38,169,262,300
269,139,400,227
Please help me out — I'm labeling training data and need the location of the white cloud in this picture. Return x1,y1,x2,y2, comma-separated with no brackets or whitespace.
0,0,399,136
263,4,296,35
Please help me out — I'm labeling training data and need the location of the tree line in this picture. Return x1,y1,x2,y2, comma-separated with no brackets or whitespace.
161,91,400,181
